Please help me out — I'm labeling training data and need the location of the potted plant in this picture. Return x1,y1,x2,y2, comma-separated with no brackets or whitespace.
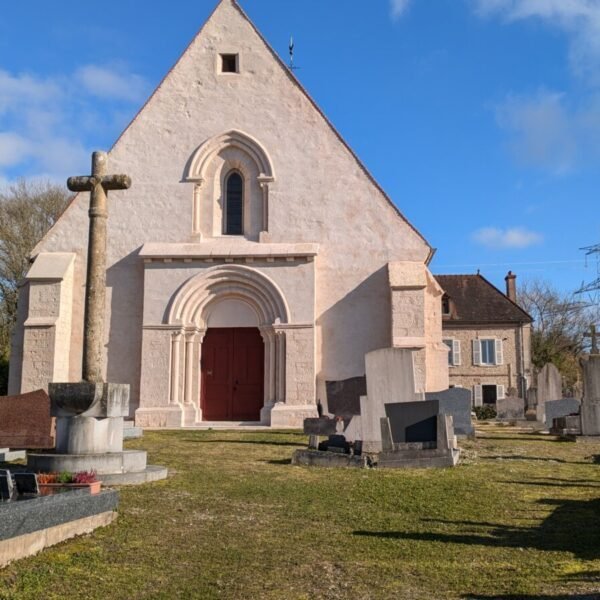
37,470,102,495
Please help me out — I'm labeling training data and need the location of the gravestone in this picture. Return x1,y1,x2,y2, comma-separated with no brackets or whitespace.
536,363,563,422
425,388,474,437
325,376,365,417
361,348,417,452
544,398,581,429
385,400,439,444
0,390,54,450
580,355,600,437
496,395,525,421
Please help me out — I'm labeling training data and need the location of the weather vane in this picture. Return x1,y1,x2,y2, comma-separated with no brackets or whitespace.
289,35,300,71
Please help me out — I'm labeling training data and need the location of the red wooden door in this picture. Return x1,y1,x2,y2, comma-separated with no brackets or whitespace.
201,328,264,421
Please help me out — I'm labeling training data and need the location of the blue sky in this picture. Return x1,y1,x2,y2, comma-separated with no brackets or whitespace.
0,0,599,294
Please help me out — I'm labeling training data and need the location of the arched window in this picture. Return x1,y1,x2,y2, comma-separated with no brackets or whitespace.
224,171,243,235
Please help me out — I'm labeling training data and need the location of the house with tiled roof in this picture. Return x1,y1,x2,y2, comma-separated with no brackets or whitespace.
434,272,533,406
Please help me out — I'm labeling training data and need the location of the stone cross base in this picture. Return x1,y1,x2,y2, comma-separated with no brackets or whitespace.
27,382,168,485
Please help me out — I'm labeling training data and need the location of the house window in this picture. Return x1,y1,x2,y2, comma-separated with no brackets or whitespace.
224,171,243,235
221,54,239,73
442,295,451,316
480,339,496,365
443,339,461,366
473,338,503,366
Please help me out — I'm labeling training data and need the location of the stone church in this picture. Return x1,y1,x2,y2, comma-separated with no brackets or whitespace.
9,0,449,428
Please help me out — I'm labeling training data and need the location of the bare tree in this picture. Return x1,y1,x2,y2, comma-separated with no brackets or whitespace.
518,279,599,391
0,180,72,392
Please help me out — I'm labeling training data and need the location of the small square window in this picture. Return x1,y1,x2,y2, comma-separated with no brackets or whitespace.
221,54,238,73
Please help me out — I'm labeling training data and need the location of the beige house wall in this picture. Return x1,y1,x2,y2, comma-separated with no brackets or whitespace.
443,323,532,399
10,0,447,426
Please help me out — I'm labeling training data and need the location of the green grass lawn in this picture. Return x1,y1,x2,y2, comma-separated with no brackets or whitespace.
1,424,599,599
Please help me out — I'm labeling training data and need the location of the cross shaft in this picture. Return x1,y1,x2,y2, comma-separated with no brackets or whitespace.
67,151,131,383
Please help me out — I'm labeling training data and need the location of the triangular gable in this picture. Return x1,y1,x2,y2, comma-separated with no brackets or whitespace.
34,0,431,258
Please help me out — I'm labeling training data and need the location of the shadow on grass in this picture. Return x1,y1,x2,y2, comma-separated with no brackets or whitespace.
463,594,599,599
354,497,600,560
265,458,292,465
476,436,568,443
485,455,591,464
503,480,600,489
180,439,305,448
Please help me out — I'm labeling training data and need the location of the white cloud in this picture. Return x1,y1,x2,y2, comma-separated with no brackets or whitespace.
0,64,147,182
495,89,600,172
75,65,148,103
472,226,544,249
391,0,412,20
473,0,600,84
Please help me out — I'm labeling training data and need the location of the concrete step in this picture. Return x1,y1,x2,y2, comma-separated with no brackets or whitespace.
377,449,460,469
27,450,148,475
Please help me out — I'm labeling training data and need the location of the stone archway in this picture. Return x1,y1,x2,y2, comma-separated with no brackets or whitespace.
166,265,290,423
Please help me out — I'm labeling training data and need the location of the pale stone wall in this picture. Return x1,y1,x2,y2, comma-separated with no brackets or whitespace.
16,254,75,393
16,1,433,423
389,262,448,394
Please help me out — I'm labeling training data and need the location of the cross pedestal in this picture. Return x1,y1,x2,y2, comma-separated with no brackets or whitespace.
27,152,167,485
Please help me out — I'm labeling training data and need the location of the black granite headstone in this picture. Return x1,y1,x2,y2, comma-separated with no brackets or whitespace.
0,470,14,502
385,400,440,444
304,418,338,436
544,398,581,428
325,376,366,417
13,473,39,496
425,388,474,437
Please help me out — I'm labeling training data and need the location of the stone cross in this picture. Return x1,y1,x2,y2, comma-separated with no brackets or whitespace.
67,151,131,383
584,324,599,355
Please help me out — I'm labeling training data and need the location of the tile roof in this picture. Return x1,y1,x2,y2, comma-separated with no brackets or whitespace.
434,274,533,324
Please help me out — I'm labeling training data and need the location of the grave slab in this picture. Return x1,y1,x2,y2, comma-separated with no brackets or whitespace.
496,396,525,421
325,376,366,417
0,390,54,449
425,388,474,437
544,398,581,429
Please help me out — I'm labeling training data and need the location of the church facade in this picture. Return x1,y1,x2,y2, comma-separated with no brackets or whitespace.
9,0,449,428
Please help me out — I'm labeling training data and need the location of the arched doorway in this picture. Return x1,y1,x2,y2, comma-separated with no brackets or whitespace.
166,265,290,423
201,327,264,421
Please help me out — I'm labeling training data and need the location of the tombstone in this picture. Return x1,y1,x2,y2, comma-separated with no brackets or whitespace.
580,355,600,437
425,388,474,437
13,473,39,496
385,400,439,445
361,348,417,452
536,363,563,422
496,395,525,421
325,376,366,417
544,398,581,429
0,470,14,502
0,390,54,450
377,401,460,469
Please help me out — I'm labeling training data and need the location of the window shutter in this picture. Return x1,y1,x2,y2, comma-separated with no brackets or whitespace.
495,339,504,365
453,340,461,366
474,385,483,407
497,384,505,400
472,340,481,366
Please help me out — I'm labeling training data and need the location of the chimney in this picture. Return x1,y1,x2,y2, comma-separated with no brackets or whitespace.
505,271,517,303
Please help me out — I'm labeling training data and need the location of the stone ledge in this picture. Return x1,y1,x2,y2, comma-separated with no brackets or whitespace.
291,450,368,468
0,511,117,568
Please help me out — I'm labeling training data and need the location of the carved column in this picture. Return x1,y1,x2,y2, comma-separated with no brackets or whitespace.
275,329,286,404
170,330,184,405
258,177,272,234
192,181,204,235
184,331,198,405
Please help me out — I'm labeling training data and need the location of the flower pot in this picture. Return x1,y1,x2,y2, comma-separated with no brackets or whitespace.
38,481,102,495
